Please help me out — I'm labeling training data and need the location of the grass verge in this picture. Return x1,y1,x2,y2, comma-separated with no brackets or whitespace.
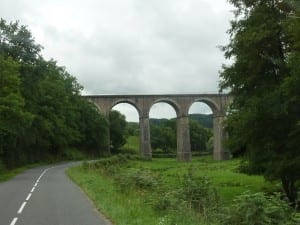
67,155,283,225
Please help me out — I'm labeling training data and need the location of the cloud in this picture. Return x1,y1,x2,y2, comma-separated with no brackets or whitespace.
1,0,233,120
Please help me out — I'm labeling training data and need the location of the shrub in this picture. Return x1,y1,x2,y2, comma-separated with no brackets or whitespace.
221,192,295,225
177,168,219,216
152,167,219,221
115,168,160,193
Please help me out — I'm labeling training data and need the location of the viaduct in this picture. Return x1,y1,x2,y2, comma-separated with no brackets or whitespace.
84,94,232,161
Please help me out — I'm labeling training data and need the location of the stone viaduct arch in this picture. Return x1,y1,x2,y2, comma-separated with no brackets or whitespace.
83,94,232,161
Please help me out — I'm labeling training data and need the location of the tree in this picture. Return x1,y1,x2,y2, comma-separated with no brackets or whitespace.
76,100,108,156
220,0,300,207
109,110,128,153
0,18,110,167
0,19,42,64
0,56,32,167
150,119,176,153
189,119,212,152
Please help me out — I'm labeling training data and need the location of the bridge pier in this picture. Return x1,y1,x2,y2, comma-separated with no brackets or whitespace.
177,115,192,161
139,116,152,159
213,115,230,160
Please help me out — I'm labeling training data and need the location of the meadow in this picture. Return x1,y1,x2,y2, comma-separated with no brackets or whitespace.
67,154,299,225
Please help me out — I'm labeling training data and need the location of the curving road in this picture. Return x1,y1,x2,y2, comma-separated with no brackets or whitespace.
0,162,112,225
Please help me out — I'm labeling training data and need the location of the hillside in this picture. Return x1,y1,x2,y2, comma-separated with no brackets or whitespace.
149,114,213,129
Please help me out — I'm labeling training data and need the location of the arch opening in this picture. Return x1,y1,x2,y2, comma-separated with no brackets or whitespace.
149,102,177,158
110,103,140,154
188,102,214,157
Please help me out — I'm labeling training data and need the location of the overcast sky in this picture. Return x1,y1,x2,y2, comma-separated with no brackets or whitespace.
1,0,233,121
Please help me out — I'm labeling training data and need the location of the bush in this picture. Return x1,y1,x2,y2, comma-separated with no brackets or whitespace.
115,168,160,192
152,167,219,220
221,192,295,225
177,168,219,216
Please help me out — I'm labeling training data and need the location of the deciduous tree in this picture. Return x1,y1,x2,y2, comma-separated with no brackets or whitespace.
220,0,300,207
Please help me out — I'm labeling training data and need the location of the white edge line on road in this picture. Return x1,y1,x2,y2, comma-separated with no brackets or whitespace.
10,217,18,225
17,202,27,214
30,187,35,193
25,193,32,201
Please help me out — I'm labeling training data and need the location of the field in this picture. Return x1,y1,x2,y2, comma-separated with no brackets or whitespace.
66,155,294,225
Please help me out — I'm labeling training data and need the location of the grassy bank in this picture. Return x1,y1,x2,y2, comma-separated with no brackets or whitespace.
67,155,298,225
0,163,44,182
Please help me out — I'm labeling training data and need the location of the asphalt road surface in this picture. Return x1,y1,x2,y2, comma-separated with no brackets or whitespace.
0,162,112,225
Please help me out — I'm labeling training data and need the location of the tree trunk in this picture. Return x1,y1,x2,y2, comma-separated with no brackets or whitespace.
281,176,298,209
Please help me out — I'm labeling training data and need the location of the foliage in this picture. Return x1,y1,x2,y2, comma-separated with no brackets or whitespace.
150,119,176,153
221,192,297,225
115,168,160,192
150,118,212,153
154,167,219,220
189,119,212,151
109,110,128,153
126,122,139,136
68,156,298,225
188,114,213,129
0,18,109,169
220,0,300,207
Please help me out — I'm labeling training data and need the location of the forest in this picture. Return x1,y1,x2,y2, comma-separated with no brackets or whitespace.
0,18,109,169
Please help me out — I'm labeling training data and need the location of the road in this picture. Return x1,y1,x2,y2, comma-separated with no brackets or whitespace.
0,162,112,225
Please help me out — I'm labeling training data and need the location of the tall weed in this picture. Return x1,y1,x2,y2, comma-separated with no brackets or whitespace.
220,192,296,225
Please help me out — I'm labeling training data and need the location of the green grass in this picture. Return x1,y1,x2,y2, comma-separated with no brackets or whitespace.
120,135,139,153
67,166,159,225
67,156,279,225
0,162,46,182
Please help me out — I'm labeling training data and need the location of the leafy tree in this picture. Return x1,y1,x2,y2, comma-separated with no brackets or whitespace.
150,119,176,153
0,56,32,167
220,0,300,207
109,110,128,153
0,19,42,63
189,119,212,152
126,122,139,136
76,100,108,156
0,18,109,167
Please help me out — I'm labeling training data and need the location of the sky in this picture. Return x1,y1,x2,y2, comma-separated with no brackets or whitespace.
1,0,233,121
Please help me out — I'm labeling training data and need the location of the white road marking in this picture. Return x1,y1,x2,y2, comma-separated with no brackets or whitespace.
17,202,26,214
10,167,54,225
10,217,18,225
30,187,35,193
25,193,32,201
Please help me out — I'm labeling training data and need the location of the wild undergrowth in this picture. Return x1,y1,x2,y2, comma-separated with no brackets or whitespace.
67,155,300,225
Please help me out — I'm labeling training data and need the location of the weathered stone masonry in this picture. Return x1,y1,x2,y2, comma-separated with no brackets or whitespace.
83,94,232,161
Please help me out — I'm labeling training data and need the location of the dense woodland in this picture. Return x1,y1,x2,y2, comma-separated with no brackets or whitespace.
0,19,109,169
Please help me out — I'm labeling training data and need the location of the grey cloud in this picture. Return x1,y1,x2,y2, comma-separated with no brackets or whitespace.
0,0,233,120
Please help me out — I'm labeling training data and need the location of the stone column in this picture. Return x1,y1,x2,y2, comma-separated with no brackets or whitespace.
103,108,111,156
139,116,152,159
213,115,230,160
177,115,191,161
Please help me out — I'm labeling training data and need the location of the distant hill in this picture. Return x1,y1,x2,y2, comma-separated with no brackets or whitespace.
127,114,213,129
188,114,213,129
149,114,213,129
149,118,170,126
